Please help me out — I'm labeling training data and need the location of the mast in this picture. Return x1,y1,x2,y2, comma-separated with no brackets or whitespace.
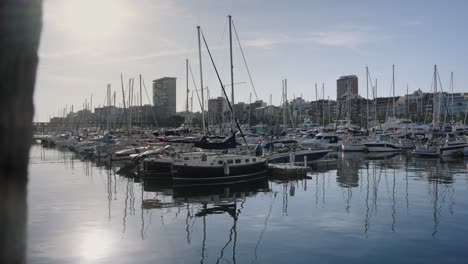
375,79,378,123
229,15,234,105
432,65,439,126
406,84,409,118
106,83,111,131
282,80,286,132
120,73,130,136
366,66,369,130
190,91,194,127
128,78,133,134
322,83,325,127
197,26,206,135
139,75,142,128
392,64,395,118
450,72,454,123
346,80,351,126
248,92,252,127
186,59,189,123
113,91,116,129
315,83,318,125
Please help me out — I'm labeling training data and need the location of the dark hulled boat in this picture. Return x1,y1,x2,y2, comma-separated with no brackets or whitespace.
172,153,267,187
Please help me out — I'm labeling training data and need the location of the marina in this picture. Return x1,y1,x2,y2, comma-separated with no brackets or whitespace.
3,1,468,263
28,144,468,263
28,18,468,263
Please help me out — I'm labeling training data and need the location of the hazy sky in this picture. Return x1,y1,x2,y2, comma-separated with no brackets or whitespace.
35,0,468,121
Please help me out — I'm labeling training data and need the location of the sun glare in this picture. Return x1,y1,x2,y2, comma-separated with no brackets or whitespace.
57,0,129,40
79,229,114,261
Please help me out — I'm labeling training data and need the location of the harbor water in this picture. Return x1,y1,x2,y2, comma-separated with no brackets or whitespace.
28,145,468,263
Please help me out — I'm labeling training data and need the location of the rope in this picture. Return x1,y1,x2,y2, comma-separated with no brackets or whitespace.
201,29,248,145
232,19,259,101
188,62,203,112
141,78,158,128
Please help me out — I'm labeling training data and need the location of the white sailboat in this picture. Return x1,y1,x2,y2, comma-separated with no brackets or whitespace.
413,65,468,157
365,65,403,152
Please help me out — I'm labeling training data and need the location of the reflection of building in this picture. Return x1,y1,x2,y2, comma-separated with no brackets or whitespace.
337,75,358,99
153,77,177,117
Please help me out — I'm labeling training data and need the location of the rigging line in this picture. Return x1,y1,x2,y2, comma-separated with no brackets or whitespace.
436,69,451,121
201,29,248,144
367,69,375,99
220,16,229,43
232,19,259,101
201,19,229,99
188,62,204,111
141,78,159,128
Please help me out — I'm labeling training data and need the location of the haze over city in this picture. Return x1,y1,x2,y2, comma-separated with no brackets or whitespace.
36,0,468,121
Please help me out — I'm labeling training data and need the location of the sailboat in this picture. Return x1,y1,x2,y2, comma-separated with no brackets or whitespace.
413,65,468,157
341,66,371,152
365,65,403,152
172,17,268,186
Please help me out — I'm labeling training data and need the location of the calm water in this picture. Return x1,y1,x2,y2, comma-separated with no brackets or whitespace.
27,145,468,263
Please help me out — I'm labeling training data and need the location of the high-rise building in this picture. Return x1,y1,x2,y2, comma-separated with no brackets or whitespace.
208,97,229,123
152,77,176,117
337,75,358,99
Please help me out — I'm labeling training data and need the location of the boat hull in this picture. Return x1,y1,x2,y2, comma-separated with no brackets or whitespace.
414,144,468,157
341,144,366,152
268,150,330,164
172,161,268,186
364,143,402,152
440,144,467,156
142,158,173,174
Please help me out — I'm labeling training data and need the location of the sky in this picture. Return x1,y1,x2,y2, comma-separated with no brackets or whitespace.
35,0,468,121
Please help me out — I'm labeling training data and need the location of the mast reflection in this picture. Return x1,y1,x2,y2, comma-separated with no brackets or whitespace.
141,178,270,263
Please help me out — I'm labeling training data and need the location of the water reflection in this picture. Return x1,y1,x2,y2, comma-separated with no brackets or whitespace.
141,179,270,264
28,146,468,263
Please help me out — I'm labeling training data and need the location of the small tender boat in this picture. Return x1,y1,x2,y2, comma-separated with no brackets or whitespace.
268,149,330,164
268,163,310,179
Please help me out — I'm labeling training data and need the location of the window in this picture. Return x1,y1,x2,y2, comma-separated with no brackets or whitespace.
218,160,223,165
184,157,189,161
245,159,250,163
252,158,256,162
227,160,233,164
235,159,241,164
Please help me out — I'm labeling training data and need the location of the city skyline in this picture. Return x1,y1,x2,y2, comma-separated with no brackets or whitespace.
35,0,468,121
